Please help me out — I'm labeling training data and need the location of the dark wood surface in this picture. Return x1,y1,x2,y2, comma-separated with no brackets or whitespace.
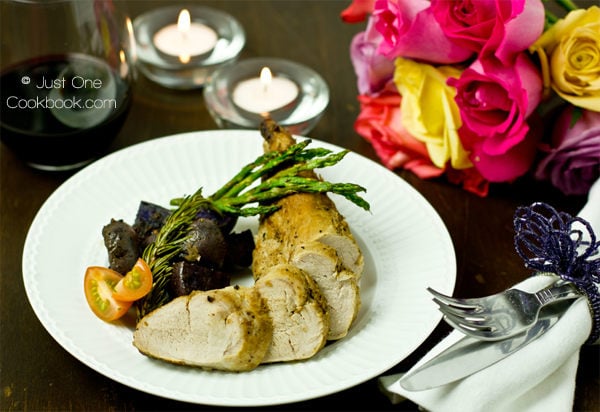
1,1,598,411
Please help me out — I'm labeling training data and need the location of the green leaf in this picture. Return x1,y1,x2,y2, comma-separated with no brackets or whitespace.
569,106,583,128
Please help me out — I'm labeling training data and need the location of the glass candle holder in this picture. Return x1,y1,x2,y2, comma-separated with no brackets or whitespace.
203,57,329,135
133,6,245,89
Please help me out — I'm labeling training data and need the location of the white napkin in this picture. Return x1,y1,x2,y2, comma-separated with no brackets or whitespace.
380,178,600,412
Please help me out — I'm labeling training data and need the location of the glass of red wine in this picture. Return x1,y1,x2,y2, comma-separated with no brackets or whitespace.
0,0,135,171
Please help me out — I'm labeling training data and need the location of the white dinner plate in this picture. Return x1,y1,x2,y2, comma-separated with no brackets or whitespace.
23,130,456,406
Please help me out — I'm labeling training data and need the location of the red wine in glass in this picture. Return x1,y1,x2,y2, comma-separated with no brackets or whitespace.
0,53,132,171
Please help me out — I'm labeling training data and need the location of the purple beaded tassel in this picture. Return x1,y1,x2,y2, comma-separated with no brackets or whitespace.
513,202,600,344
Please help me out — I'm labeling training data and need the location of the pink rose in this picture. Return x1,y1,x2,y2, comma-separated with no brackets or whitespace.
341,0,375,23
372,0,472,63
350,17,396,95
431,0,545,65
449,54,543,181
535,106,600,196
354,92,443,178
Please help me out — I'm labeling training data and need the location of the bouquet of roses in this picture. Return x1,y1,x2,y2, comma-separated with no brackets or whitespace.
341,0,600,196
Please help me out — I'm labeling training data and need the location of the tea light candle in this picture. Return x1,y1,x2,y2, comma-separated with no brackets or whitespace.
204,57,329,135
232,67,299,114
153,9,218,63
133,5,244,89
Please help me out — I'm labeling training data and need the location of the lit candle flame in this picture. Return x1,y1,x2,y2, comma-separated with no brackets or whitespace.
260,67,272,93
177,9,191,34
177,9,192,64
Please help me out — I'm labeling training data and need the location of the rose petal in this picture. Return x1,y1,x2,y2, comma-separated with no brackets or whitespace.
451,54,542,159
432,0,544,65
373,0,472,63
469,121,542,182
394,58,472,170
354,92,444,178
492,0,545,64
340,0,375,23
350,23,395,95
530,6,600,111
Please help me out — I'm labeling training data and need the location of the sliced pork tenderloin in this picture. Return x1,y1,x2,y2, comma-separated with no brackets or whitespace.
255,264,329,363
133,285,272,371
253,119,364,340
291,241,360,340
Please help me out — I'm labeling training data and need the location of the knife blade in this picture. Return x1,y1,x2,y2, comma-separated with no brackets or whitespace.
399,299,575,391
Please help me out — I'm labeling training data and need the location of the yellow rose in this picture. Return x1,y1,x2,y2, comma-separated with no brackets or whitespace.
393,57,471,170
530,6,600,111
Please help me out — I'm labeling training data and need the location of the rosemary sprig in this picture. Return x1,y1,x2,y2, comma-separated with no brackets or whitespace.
135,139,370,319
136,189,210,318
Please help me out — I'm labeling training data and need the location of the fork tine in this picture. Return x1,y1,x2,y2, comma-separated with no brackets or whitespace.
442,311,514,341
442,314,498,340
441,312,478,333
442,311,493,334
427,287,479,310
442,310,490,330
432,297,485,320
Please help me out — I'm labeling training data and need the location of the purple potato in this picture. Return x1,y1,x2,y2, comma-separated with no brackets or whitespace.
224,229,255,268
102,219,140,275
132,201,171,252
169,260,231,297
195,208,237,235
181,218,228,268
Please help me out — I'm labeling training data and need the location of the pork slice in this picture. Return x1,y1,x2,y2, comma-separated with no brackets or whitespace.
291,242,360,340
133,285,272,371
255,264,329,363
252,236,286,279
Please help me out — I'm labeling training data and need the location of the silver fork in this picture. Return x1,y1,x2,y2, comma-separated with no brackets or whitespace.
428,280,582,341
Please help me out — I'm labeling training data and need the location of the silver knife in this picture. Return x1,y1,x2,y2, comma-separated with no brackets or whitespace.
399,299,575,391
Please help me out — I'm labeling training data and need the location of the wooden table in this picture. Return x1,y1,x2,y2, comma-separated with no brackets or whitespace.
1,1,597,410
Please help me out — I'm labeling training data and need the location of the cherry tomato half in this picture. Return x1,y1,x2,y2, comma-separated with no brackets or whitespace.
84,266,132,321
113,258,153,302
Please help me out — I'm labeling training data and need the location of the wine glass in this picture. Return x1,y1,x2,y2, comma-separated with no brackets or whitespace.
0,0,135,171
